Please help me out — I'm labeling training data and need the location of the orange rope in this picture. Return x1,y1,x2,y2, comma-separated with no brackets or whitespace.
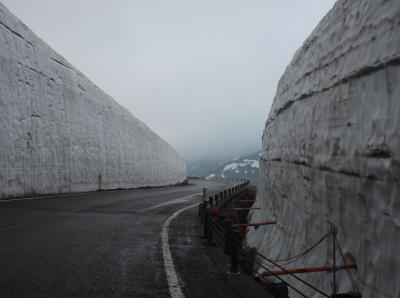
271,232,330,265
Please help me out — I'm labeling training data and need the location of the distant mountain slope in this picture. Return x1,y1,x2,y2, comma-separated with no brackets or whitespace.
187,159,225,178
206,152,260,185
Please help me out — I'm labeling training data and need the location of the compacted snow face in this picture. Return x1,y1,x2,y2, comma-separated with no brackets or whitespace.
0,3,187,199
247,0,400,297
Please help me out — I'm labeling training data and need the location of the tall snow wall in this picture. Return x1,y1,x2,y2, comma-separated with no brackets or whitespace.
247,0,400,297
0,3,187,199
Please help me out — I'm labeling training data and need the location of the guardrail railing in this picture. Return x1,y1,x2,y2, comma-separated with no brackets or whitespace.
197,183,361,298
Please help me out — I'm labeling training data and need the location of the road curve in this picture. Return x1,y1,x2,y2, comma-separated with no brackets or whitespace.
0,179,232,297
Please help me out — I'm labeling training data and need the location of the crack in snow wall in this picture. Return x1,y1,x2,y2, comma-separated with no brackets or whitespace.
247,1,400,297
0,3,187,199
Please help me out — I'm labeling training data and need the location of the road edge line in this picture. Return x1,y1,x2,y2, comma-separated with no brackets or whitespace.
141,193,201,212
161,202,199,298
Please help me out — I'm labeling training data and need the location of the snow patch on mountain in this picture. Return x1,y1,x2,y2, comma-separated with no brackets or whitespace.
205,152,260,185
206,173,216,179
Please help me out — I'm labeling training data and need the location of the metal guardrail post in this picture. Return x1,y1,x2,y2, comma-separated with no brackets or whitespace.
199,200,208,222
230,230,241,274
225,226,241,274
203,209,208,238
207,211,213,245
224,190,227,198
209,196,214,207
200,201,208,223
224,219,232,255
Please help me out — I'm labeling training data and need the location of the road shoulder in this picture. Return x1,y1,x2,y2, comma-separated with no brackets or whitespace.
168,205,272,298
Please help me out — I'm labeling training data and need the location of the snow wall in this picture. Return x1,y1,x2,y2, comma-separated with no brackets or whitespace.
0,3,187,199
247,1,400,297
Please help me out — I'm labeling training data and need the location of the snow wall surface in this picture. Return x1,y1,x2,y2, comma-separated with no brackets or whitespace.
247,1,400,297
0,3,187,199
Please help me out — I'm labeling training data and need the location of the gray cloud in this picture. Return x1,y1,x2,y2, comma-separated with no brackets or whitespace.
2,0,336,160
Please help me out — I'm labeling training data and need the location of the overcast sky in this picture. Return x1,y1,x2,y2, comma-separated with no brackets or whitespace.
3,0,335,161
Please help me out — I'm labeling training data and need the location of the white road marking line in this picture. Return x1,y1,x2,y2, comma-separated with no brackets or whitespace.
161,202,199,298
141,193,201,212
0,193,84,203
0,190,116,203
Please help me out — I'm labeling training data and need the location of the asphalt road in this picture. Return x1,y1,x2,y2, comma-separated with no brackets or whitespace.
0,179,233,298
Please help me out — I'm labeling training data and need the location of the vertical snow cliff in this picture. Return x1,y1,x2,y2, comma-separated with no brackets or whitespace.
0,3,187,199
247,0,400,297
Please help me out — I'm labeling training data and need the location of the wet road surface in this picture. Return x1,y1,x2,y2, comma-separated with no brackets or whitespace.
0,179,233,298
169,206,273,298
